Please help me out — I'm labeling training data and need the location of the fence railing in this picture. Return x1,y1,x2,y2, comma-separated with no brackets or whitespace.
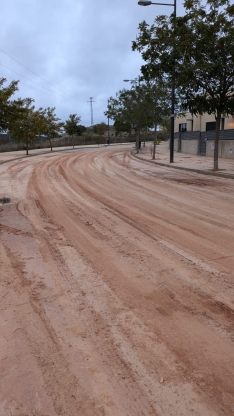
175,129,234,140
0,134,154,153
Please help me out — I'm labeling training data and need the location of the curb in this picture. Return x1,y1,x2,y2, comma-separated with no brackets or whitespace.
131,150,234,180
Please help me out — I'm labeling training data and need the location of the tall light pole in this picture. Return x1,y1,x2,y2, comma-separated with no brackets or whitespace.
124,77,141,86
138,0,176,163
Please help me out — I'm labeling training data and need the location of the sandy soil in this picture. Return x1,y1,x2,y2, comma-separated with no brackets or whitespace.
0,145,234,416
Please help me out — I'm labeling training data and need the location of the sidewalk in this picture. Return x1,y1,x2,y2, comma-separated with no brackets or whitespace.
134,142,234,179
0,143,112,165
0,143,133,165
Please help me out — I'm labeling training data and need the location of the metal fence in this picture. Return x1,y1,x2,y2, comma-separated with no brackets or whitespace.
175,129,234,140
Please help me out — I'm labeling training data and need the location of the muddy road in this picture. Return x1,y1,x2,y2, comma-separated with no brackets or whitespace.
0,145,234,416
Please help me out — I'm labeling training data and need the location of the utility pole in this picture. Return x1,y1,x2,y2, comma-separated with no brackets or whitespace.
87,97,95,126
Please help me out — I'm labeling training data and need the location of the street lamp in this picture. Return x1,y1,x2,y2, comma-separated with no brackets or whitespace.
123,77,141,86
138,0,176,163
138,1,174,5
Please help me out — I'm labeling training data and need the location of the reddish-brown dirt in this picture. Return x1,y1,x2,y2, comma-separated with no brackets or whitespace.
0,145,234,416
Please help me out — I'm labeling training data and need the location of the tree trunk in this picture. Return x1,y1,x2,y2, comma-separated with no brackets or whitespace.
214,111,221,171
136,130,140,154
49,138,53,151
72,134,74,149
26,141,28,155
152,123,157,160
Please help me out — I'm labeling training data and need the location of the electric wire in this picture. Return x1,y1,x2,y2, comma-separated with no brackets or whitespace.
0,47,82,102
0,63,81,101
0,72,74,102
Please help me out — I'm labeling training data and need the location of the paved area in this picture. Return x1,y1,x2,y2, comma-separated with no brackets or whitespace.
0,144,106,164
136,141,234,179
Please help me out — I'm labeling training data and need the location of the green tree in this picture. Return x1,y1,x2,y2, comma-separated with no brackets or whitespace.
0,78,21,131
93,122,107,144
43,107,63,151
105,81,170,154
9,99,45,155
114,119,132,137
76,125,86,136
141,80,170,159
133,0,234,170
160,118,170,138
105,87,149,153
64,114,81,148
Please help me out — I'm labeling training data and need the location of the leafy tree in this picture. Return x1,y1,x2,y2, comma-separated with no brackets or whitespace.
9,99,45,155
141,79,170,159
0,78,20,131
105,87,149,152
76,125,86,136
114,119,132,137
43,107,63,151
105,81,170,154
93,122,107,143
160,117,170,138
132,0,234,170
64,114,81,148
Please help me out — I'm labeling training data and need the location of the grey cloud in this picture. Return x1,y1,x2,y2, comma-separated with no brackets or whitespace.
1,0,184,126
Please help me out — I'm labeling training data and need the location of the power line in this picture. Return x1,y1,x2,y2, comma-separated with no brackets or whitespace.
0,71,86,123
87,97,95,126
0,47,81,102
0,71,73,102
0,63,78,101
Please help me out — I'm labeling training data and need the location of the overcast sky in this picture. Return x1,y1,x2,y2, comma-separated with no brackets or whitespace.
1,0,184,126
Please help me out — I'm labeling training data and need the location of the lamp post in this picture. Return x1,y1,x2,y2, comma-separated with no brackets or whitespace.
123,77,141,86
138,0,176,163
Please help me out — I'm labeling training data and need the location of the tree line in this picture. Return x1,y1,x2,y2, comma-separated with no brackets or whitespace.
131,0,234,170
105,79,171,158
0,78,88,154
106,0,234,170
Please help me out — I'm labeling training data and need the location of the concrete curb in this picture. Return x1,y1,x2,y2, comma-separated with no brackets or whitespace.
131,150,234,180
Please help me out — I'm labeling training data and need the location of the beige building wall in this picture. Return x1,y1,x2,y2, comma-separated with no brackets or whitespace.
175,113,201,132
175,113,234,132
182,139,200,155
225,115,234,130
174,138,179,152
206,140,234,159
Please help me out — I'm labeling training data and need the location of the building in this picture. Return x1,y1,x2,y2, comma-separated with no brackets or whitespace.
174,113,234,159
